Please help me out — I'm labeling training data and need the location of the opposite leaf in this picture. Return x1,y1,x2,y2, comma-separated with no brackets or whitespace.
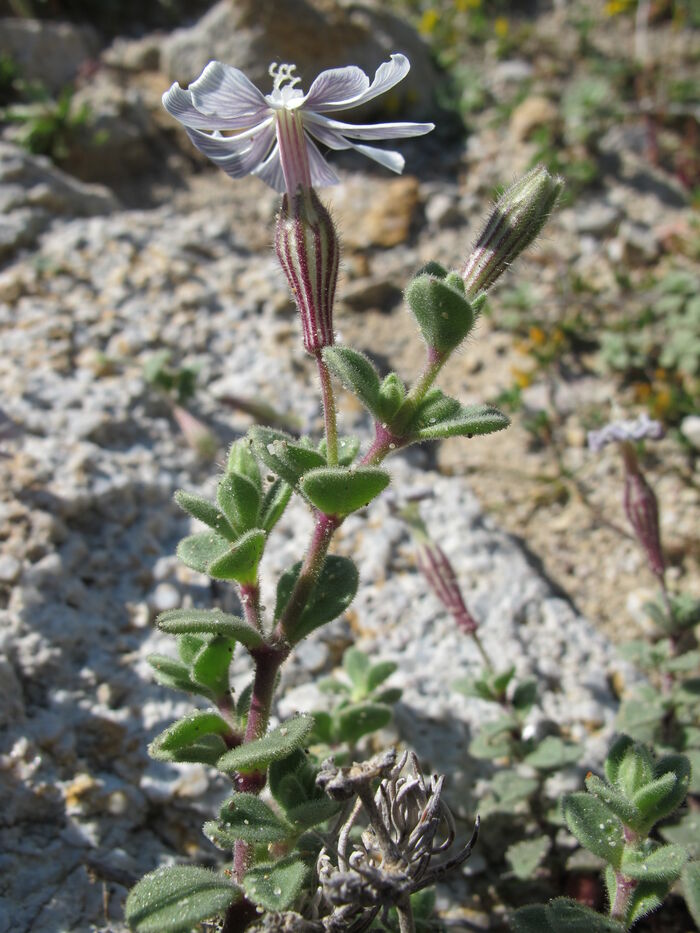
300,466,389,516
321,346,382,418
208,528,266,585
249,426,326,488
243,856,311,912
156,608,264,649
125,865,239,933
217,715,315,775
563,793,624,867
174,490,237,541
407,389,510,442
275,555,359,643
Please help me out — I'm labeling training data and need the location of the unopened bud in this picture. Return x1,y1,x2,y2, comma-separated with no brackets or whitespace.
621,443,665,580
461,166,562,298
275,188,340,355
416,539,479,635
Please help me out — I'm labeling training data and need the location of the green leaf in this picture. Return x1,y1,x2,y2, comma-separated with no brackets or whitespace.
510,905,553,933
620,843,687,883
405,268,475,353
604,734,637,786
633,753,691,829
547,897,625,932
377,372,406,421
319,435,361,466
563,793,624,867
249,426,326,487
659,811,700,859
259,478,293,533
321,346,382,418
243,856,310,911
615,689,667,744
147,654,201,696
661,649,700,674
343,647,370,691
126,866,239,933
367,660,398,692
191,637,235,696
682,861,700,929
335,702,392,743
625,880,668,926
407,388,509,441
585,773,640,827
275,555,358,643
159,733,228,765
208,528,266,585
149,711,231,762
176,633,205,665
524,736,580,771
174,490,237,541
156,608,265,649
227,439,261,492
285,797,340,829
374,686,403,705
300,466,390,516
217,715,314,774
506,837,551,880
212,793,292,844
453,675,497,702
615,740,655,798
176,532,230,575
217,472,261,534
469,717,517,760
512,679,538,713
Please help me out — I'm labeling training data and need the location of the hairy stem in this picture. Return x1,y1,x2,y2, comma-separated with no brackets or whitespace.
392,346,447,435
275,510,339,642
396,897,416,933
240,582,262,631
315,350,338,466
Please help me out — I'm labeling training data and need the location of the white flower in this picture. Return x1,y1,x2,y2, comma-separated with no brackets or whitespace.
162,54,434,194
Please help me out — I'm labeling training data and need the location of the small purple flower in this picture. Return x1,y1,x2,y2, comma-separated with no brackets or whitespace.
587,413,665,453
163,56,434,196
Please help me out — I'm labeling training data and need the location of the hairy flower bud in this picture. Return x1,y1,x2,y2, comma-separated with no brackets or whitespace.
621,442,665,580
462,165,563,298
275,188,340,355
416,539,479,635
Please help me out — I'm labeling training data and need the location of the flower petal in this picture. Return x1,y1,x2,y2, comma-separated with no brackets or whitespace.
308,53,411,112
252,143,286,192
162,83,241,130
305,111,434,141
304,119,352,151
185,121,275,178
189,61,269,127
345,141,406,174
304,134,340,187
301,65,370,112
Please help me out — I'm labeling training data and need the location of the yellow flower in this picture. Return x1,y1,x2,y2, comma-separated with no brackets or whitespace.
511,367,533,388
529,325,547,346
494,16,509,38
456,0,481,11
420,9,439,34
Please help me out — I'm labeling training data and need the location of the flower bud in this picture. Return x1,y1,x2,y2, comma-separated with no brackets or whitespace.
621,443,665,580
275,188,340,355
416,539,479,635
461,165,563,298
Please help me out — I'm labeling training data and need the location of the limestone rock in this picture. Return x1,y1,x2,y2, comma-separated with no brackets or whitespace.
327,175,420,249
509,95,559,142
0,18,100,94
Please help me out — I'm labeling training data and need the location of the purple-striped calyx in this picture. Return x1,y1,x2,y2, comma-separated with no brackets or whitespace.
275,188,340,355
462,165,563,299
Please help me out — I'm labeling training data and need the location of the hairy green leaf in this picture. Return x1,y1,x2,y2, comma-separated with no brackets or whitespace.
405,268,474,353
377,372,406,421
367,660,397,693
259,478,293,533
506,837,551,880
547,897,625,932
275,555,358,643
147,654,201,696
217,472,261,534
633,753,691,830
563,793,624,867
408,390,510,441
335,702,392,743
243,856,310,911
208,528,266,584
621,843,687,883
682,861,700,928
227,439,261,491
156,608,264,649
176,531,230,575
211,793,292,844
585,773,640,827
524,736,580,771
217,716,314,775
319,435,361,466
249,426,326,487
191,636,235,696
321,346,382,418
300,466,390,516
174,490,237,541
125,865,239,933
149,711,231,762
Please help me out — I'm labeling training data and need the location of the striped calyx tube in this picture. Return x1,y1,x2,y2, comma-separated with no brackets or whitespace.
275,188,340,355
416,538,478,636
461,165,562,299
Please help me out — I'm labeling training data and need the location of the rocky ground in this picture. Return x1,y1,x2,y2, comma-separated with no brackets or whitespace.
0,1,698,931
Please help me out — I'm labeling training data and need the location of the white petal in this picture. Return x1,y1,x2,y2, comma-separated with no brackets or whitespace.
252,143,286,192
162,83,239,130
305,134,340,187
301,65,369,111
304,119,352,151
346,141,405,174
189,61,269,127
309,53,411,112
185,122,275,178
305,110,434,141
